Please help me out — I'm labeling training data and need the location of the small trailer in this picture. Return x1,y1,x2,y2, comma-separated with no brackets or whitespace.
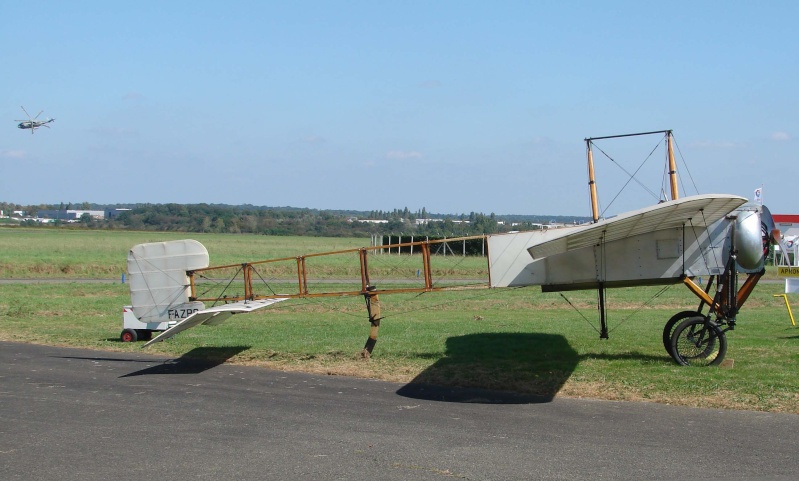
120,306,178,342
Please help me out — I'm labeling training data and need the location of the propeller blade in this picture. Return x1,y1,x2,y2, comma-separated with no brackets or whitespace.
20,106,32,119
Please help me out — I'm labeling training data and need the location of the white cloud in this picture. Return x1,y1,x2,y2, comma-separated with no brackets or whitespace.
0,150,26,159
770,131,791,141
385,150,423,160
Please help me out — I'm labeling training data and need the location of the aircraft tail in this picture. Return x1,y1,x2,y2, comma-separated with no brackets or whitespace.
127,239,209,324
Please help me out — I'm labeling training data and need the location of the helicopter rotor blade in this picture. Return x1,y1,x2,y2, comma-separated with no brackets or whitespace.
20,106,32,120
33,111,43,120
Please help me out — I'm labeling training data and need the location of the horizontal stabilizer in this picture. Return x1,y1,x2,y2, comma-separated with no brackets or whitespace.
143,298,288,347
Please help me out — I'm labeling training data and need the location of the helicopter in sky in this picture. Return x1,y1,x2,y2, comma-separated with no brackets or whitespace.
15,106,55,134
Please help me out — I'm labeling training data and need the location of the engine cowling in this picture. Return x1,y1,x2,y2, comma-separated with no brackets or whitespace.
734,205,776,270
734,209,764,270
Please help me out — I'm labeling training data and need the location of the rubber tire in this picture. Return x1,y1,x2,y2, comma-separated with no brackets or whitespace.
120,328,138,343
670,316,727,366
663,310,702,360
136,329,153,341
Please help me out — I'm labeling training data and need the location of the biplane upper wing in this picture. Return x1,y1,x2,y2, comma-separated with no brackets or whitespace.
143,298,288,347
527,194,748,260
488,194,749,289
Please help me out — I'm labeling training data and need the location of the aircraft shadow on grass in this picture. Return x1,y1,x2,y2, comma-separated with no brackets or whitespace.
119,346,251,378
396,332,663,404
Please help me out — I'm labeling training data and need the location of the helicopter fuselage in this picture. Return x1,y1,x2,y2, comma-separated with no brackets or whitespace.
16,119,54,131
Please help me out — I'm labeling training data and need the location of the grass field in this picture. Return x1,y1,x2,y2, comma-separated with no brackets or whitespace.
1,227,798,413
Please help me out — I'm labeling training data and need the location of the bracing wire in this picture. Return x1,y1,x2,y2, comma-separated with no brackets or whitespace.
194,272,234,299
672,135,700,196
607,285,673,334
250,265,280,296
129,253,192,319
559,284,675,336
558,293,602,335
208,266,244,307
592,140,662,218
378,285,526,321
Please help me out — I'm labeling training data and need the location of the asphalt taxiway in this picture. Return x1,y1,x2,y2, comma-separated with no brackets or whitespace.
1,341,797,480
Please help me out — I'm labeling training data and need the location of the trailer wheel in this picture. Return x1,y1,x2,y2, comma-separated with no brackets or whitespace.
120,329,138,343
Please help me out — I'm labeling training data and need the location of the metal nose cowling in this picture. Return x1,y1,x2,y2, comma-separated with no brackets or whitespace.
735,209,765,270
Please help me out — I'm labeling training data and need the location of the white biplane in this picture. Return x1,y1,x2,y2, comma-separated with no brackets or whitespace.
122,130,778,367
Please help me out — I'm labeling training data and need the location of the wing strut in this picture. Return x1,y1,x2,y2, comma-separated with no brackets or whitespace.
598,283,609,339
597,231,609,339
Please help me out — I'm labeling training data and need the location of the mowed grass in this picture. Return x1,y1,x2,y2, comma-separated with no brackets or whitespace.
0,227,370,278
1,227,798,413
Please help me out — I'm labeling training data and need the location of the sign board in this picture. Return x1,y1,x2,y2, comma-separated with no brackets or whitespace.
778,266,799,277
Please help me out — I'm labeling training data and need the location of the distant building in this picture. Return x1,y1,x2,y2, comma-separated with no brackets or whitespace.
105,208,131,219
774,214,799,237
38,209,105,220
356,219,389,224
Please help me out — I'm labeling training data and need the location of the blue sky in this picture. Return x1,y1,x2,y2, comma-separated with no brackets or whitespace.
1,1,796,216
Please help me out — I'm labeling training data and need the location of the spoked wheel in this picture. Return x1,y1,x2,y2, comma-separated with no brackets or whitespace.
663,310,702,360
670,316,727,366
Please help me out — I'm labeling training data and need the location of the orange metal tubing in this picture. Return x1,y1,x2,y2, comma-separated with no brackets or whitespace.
586,142,600,223
667,131,679,200
736,271,763,308
682,277,716,307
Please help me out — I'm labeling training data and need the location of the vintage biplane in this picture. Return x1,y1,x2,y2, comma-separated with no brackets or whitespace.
122,130,778,367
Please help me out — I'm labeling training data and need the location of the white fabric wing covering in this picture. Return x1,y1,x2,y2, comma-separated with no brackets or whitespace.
143,298,288,347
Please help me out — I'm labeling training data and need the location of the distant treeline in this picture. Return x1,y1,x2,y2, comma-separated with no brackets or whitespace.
0,201,590,237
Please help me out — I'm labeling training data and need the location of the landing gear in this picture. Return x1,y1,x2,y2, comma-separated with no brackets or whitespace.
662,310,702,358
670,316,727,366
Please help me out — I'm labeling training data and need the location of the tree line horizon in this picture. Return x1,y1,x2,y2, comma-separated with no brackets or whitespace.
0,201,591,237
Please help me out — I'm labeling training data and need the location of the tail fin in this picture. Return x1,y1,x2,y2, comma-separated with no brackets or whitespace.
127,240,209,324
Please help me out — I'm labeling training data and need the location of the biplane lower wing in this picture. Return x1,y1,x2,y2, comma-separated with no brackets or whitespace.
143,298,288,347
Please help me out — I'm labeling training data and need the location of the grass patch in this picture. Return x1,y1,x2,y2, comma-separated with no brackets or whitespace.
0,227,369,278
1,276,798,413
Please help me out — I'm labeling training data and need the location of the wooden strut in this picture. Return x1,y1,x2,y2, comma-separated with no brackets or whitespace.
361,286,381,359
